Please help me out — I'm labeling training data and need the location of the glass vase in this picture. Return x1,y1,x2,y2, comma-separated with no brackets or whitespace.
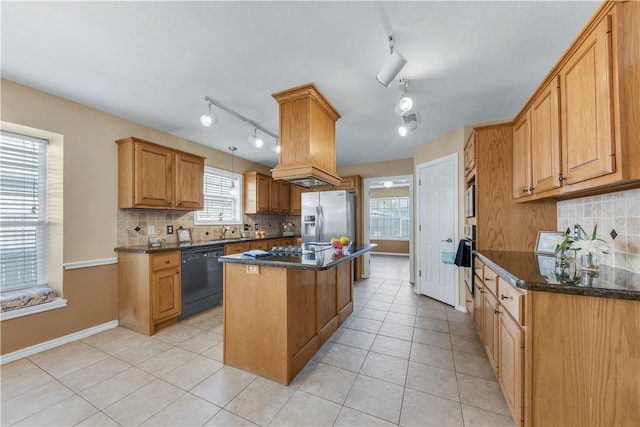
580,252,600,272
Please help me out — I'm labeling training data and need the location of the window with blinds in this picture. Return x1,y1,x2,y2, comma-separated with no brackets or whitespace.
0,131,48,293
194,166,243,225
370,196,410,239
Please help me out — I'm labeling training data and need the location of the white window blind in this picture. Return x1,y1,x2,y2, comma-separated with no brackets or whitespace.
0,131,48,292
370,196,410,239
194,166,243,225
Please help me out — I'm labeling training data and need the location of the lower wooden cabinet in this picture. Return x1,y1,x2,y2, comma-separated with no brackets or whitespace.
118,250,182,335
483,289,499,375
498,309,524,426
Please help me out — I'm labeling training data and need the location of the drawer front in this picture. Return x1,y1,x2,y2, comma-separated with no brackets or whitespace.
474,258,484,280
483,266,498,296
151,251,180,271
498,277,525,326
224,242,250,255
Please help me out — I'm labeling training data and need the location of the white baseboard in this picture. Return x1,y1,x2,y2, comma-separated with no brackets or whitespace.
0,320,118,365
371,252,410,257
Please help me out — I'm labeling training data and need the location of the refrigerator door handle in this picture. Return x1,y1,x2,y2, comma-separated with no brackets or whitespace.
315,205,321,242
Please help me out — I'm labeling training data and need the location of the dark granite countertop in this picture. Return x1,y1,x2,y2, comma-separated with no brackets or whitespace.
114,235,301,254
218,243,377,271
475,250,640,301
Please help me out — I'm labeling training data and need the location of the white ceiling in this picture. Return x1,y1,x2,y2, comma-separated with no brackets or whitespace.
1,1,600,168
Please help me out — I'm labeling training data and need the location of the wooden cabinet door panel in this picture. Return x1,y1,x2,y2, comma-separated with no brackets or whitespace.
175,153,204,209
483,290,499,374
289,184,304,215
152,268,181,322
336,262,352,313
316,269,337,331
531,78,562,194
134,142,173,207
279,181,290,214
473,286,484,335
257,174,271,213
561,16,615,185
512,114,531,199
499,311,524,425
269,179,281,214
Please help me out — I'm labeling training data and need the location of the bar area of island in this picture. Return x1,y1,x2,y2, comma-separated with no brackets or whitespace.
218,243,376,384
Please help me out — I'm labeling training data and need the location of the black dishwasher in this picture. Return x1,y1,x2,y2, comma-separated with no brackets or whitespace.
178,245,224,320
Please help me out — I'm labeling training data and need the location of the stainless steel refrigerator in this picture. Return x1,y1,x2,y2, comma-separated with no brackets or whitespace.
301,190,356,243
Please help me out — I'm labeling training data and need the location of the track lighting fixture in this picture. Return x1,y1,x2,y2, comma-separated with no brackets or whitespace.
200,96,278,152
228,146,238,196
395,79,413,115
200,99,219,127
377,33,407,87
398,113,418,137
270,138,281,154
248,128,264,148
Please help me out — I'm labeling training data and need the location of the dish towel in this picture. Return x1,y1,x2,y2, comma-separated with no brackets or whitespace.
242,250,273,259
453,240,471,267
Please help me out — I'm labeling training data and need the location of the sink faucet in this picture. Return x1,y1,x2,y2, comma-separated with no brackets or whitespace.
222,227,230,239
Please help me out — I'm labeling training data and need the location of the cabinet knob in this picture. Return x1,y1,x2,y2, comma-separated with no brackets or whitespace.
494,309,501,314
500,294,511,300
485,277,493,282
165,260,170,264
558,175,565,183
528,186,534,193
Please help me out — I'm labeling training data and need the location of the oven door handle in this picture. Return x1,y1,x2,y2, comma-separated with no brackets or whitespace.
441,238,453,243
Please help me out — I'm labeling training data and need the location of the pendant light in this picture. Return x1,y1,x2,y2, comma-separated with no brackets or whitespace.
228,146,238,196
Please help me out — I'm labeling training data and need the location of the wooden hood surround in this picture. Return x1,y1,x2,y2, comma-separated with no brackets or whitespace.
271,83,342,187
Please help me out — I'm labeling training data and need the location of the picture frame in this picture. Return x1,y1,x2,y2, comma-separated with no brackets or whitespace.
534,231,564,254
177,228,192,243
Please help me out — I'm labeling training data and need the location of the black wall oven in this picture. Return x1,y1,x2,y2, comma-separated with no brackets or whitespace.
462,225,476,295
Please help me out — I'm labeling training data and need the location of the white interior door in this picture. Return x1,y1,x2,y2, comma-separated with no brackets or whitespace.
416,153,458,306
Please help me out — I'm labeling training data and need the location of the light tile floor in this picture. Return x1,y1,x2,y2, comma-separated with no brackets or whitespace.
1,254,514,426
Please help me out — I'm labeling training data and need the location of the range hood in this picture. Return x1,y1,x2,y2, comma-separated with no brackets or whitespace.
271,83,342,187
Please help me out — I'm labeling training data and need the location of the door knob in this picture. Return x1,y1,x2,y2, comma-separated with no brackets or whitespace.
441,238,453,243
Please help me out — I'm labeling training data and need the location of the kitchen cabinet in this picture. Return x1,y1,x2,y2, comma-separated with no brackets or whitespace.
474,123,556,251
498,306,524,426
560,15,614,186
224,241,251,255
513,2,640,201
512,113,531,199
117,250,182,335
464,132,476,183
289,184,305,215
269,180,290,214
244,172,271,214
471,264,526,427
116,137,204,210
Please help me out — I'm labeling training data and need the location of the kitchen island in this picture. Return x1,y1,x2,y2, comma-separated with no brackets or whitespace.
218,243,376,384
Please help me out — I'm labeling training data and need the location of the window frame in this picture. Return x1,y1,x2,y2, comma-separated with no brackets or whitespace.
0,130,49,293
369,196,411,241
194,165,243,225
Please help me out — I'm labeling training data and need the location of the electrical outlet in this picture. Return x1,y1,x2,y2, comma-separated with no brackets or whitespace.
167,225,174,234
574,224,580,240
147,225,155,235
255,224,259,230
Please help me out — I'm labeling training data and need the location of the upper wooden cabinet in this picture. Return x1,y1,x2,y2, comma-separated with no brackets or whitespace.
245,172,291,215
289,184,305,215
514,2,640,201
464,132,476,183
512,114,531,199
116,137,204,210
560,15,614,185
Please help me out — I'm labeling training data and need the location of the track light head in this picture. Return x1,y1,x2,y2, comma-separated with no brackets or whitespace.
376,34,407,87
248,129,264,148
200,100,218,127
395,96,413,115
398,113,418,137
270,139,281,153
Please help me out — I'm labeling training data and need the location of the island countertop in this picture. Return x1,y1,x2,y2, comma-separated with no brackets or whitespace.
218,243,377,271
475,250,640,301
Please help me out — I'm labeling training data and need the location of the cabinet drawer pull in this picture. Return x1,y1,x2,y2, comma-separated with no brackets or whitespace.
500,294,512,300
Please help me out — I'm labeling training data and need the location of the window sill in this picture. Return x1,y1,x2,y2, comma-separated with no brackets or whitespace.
0,298,67,321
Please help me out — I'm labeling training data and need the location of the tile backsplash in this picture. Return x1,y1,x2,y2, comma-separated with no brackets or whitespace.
116,209,300,247
557,188,640,273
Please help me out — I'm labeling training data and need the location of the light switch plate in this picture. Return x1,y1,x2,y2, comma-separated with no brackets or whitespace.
167,225,174,234
246,265,260,275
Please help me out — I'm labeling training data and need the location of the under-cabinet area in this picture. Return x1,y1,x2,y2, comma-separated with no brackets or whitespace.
473,251,640,427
